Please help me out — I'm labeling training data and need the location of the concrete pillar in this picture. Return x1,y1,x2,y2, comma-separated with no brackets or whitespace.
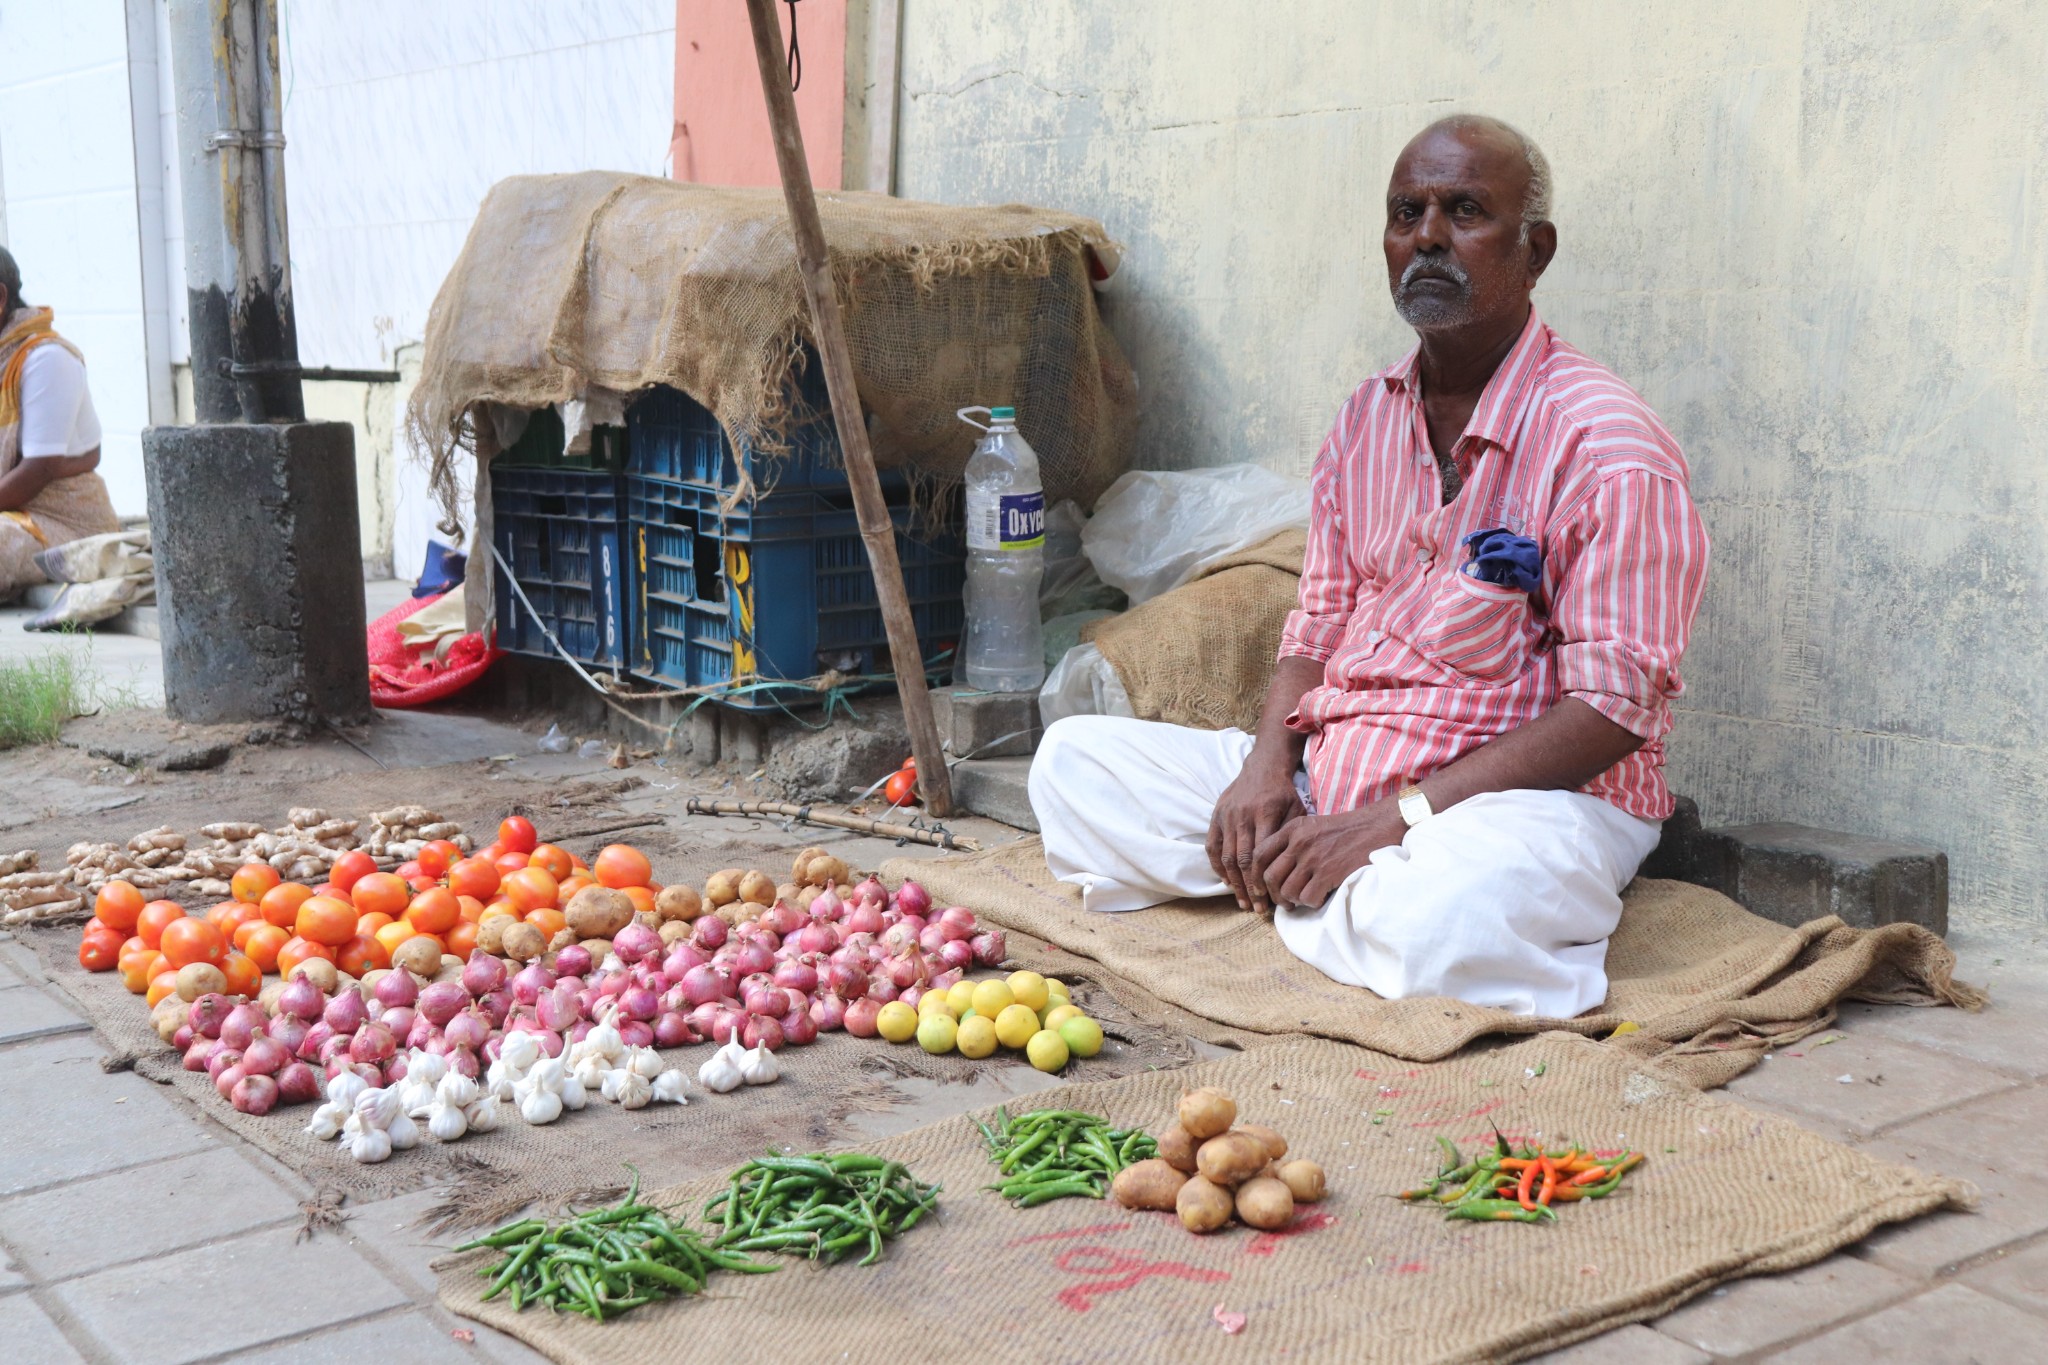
142,422,372,726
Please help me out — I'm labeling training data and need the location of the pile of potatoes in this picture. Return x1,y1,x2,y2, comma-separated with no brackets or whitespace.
1110,1086,1328,1233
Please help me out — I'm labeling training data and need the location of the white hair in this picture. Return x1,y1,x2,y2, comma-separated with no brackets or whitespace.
1422,115,1553,238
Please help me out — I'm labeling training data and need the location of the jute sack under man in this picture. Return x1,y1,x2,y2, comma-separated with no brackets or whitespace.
439,1035,1965,1364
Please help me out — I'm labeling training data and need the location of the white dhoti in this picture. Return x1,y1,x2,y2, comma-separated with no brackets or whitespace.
1027,715,1662,1018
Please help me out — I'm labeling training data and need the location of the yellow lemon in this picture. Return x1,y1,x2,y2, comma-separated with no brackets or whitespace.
1025,1029,1071,1073
956,1015,998,1059
1045,977,1069,1002
876,1000,918,1043
946,979,977,1017
971,979,1015,1019
1006,970,1050,1013
994,1002,1041,1049
1057,1014,1104,1059
916,1012,958,1055
1043,1003,1084,1031
918,989,955,1019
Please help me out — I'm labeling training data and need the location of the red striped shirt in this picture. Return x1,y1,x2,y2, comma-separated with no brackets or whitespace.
1279,308,1709,822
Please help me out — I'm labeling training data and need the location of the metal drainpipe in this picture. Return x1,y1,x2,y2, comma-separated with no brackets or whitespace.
166,0,304,424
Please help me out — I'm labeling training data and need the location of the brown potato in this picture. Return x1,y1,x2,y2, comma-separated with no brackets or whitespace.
392,935,444,977
565,885,635,939
152,993,188,1043
794,850,849,889
655,883,703,923
1276,1159,1327,1203
476,911,519,955
738,870,777,905
290,957,339,994
1195,1132,1270,1187
549,927,579,952
1176,1175,1235,1233
1178,1086,1237,1140
501,922,546,962
1235,1176,1296,1230
1110,1159,1189,1211
1236,1123,1288,1161
791,846,832,883
1157,1124,1200,1174
174,962,227,1002
578,936,613,963
657,920,692,946
704,870,743,907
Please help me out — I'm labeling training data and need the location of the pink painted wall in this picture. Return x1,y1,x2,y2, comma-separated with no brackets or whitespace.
673,0,845,188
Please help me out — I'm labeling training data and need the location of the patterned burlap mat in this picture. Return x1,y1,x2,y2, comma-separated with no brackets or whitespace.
436,1033,1963,1364
885,841,1982,1089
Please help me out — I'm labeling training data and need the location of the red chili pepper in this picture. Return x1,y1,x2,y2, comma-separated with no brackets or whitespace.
1570,1166,1612,1187
1537,1157,1558,1207
1515,1161,1538,1212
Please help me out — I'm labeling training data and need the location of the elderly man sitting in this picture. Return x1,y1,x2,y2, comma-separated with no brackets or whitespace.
1029,116,1709,1018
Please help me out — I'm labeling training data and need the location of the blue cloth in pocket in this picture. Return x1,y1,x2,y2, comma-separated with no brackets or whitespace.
1460,528,1542,593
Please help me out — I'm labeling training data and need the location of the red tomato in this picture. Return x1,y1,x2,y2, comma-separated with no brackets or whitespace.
884,767,918,806
417,839,462,879
396,860,424,880
330,849,377,894
498,816,539,855
593,844,653,890
448,857,501,901
78,927,124,972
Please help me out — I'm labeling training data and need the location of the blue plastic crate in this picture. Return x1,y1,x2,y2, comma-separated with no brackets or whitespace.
624,369,905,495
491,467,628,667
497,405,625,472
627,477,964,708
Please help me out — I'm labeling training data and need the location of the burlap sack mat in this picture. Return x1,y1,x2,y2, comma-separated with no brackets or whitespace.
437,1033,1963,1365
1085,527,1307,733
885,842,1981,1089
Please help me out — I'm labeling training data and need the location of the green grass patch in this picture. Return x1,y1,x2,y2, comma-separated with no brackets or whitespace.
0,651,91,749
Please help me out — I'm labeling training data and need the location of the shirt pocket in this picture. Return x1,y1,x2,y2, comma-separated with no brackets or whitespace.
1415,569,1541,682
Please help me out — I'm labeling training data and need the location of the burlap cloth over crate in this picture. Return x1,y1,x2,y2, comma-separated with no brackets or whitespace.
885,845,1980,1090
405,172,1139,517
437,1034,1964,1364
1086,528,1307,733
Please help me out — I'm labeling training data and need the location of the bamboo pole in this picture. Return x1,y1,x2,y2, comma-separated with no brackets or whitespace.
743,0,955,817
684,797,981,852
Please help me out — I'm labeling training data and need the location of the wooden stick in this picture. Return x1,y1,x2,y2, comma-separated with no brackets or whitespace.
684,796,981,852
743,0,956,817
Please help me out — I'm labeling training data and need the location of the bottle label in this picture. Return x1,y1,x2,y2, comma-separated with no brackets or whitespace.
967,489,1045,551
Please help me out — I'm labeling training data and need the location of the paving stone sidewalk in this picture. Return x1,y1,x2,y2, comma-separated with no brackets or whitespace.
3,877,2042,1362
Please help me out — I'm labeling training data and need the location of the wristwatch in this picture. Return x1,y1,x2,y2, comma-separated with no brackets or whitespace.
1396,784,1434,828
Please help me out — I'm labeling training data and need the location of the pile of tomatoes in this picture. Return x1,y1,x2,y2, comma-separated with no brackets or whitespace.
77,814,661,1005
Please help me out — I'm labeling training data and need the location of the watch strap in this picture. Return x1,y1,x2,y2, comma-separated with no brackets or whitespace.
1397,784,1433,828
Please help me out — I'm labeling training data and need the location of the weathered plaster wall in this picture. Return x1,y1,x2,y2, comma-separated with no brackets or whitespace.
894,2,2048,922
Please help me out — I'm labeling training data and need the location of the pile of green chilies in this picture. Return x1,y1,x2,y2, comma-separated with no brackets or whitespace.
975,1106,1158,1206
1397,1135,1645,1223
704,1152,942,1266
456,1173,776,1320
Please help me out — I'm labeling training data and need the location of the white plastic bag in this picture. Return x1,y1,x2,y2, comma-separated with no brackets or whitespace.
1038,643,1136,726
1081,466,1311,606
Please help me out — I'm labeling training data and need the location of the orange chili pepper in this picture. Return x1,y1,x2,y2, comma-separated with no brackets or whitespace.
1516,1160,1538,1211
1570,1166,1612,1186
1537,1157,1558,1207
1499,1158,1539,1171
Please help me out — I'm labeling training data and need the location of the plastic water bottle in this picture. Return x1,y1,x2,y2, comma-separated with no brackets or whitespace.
959,405,1046,692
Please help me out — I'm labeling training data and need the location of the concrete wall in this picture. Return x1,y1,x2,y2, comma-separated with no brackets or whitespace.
893,1,2048,924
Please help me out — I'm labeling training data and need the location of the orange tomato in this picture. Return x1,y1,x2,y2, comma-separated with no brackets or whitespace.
118,949,163,993
528,843,574,880
484,896,517,918
136,900,187,951
494,851,532,877
417,839,462,879
502,866,559,914
408,875,439,894
498,815,539,855
239,923,288,973
404,886,461,936
259,881,316,929
524,907,567,941
335,934,390,976
355,910,395,937
350,872,410,920
161,917,228,970
78,926,124,972
444,920,480,957
570,854,589,874
146,970,180,1006
120,933,146,959
220,950,261,997
330,849,377,894
396,860,425,881
448,857,501,901
94,880,145,933
294,895,359,948
218,902,262,937
373,919,416,957
204,901,236,931
479,840,507,862
593,844,653,890
230,862,282,904
884,767,917,806
557,873,594,902
621,886,656,918
277,936,335,979
456,894,486,923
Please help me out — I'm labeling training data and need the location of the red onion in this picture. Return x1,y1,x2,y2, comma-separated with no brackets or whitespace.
475,989,513,1029
759,902,802,937
772,959,819,994
843,902,883,936
377,1007,415,1043
663,943,708,978
405,1016,439,1051
937,905,977,940
349,1022,397,1064
321,990,368,1036
481,1035,504,1064
810,888,844,921
659,984,689,1016
554,942,594,978
321,1055,351,1081
844,997,882,1037
779,1007,818,1047
172,1024,196,1052
619,986,659,1022
462,949,508,997
742,982,787,1017
416,981,468,1027
733,941,774,977
895,880,933,919
630,960,664,990
839,930,877,957
618,1020,655,1048
653,1011,692,1048
917,922,950,954
970,930,1007,967
881,922,919,953
686,1001,722,1035
866,975,900,1004
276,977,326,1023
215,1063,250,1101
276,1062,320,1105
929,968,963,992
691,915,728,949
317,1034,353,1067
741,1014,784,1052
231,1073,279,1115
187,993,232,1039
809,993,846,1032
901,985,924,1011
220,1003,268,1051
372,970,418,1010
296,1020,336,1061
613,922,662,964
824,961,869,1000
536,983,579,1034
595,970,628,1001
677,964,725,1008
794,922,837,955
445,1046,481,1080
935,939,974,972
444,1010,490,1053
384,1051,410,1084
855,875,887,904
241,1036,290,1076
711,1008,745,1046
885,954,923,991
533,1029,564,1059
183,1039,216,1072
509,962,554,1006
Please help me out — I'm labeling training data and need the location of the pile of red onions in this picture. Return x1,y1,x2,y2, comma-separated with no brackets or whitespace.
172,873,1003,1115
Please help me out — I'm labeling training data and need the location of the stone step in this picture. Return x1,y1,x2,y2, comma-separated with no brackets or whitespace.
949,755,1037,831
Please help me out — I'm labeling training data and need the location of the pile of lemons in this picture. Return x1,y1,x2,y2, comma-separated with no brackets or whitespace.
873,970,1102,1072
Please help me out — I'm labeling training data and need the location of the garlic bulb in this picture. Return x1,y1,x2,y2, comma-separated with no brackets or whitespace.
305,1103,346,1141
520,1088,565,1125
651,1070,689,1105
483,1058,518,1099
588,1020,624,1062
436,1072,481,1110
559,1075,588,1111
529,1056,568,1092
407,1051,449,1088
399,1078,437,1120
355,1088,402,1130
738,1044,780,1085
626,1046,664,1079
697,1045,744,1094
325,1071,369,1111
570,1053,608,1091
427,1101,468,1142
614,1071,653,1109
348,1128,393,1163
465,1094,503,1133
499,1031,540,1072
386,1112,421,1151
599,1068,632,1103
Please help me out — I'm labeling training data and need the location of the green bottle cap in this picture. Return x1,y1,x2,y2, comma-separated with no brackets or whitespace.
990,406,1016,421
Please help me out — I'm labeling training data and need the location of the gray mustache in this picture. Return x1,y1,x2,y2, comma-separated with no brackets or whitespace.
1400,256,1470,291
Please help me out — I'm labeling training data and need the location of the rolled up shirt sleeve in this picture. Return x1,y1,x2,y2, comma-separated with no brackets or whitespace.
1278,435,1360,664
1548,470,1709,740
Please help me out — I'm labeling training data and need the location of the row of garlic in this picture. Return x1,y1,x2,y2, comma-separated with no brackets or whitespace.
696,1038,779,1092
